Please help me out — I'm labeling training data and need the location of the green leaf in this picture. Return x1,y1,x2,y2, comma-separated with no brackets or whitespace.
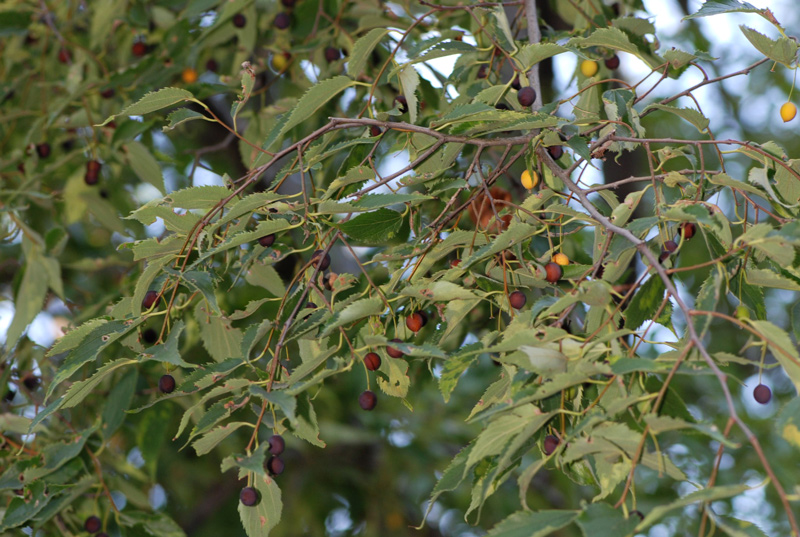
102,369,138,439
193,422,250,456
735,223,796,266
486,509,578,537
232,63,256,130
99,87,195,126
6,250,49,350
715,516,770,537
277,76,354,141
398,63,420,124
163,108,209,131
125,141,166,194
138,403,172,479
347,28,390,77
337,208,406,245
640,484,749,530
514,43,568,71
575,503,639,537
750,320,800,395
143,320,197,369
22,430,91,483
0,481,51,531
569,27,662,69
643,104,709,132
61,358,137,409
166,185,230,209
376,355,410,398
439,346,479,403
196,303,244,362
0,11,31,37
692,269,723,338
683,0,761,19
624,275,666,329
320,296,383,337
739,25,798,66
238,474,282,537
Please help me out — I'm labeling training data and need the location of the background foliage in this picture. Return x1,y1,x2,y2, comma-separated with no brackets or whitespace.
2,0,800,536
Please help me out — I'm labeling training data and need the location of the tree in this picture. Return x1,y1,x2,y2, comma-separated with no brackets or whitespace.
1,0,800,535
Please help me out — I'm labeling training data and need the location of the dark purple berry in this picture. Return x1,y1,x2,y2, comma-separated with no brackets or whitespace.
240,486,260,506
274,12,290,29
131,42,147,57
509,291,526,309
510,74,521,90
85,160,101,185
22,373,39,391
664,240,678,253
142,328,158,344
36,143,51,158
268,434,285,455
84,516,102,533
232,13,246,28
753,383,771,404
324,46,341,63
159,374,176,394
605,54,620,70
359,390,377,410
142,290,160,310
395,95,408,114
311,249,331,270
547,145,564,160
680,222,697,239
370,125,382,137
266,456,285,475
517,86,536,107
258,234,276,247
206,58,219,72
100,88,115,99
543,434,559,455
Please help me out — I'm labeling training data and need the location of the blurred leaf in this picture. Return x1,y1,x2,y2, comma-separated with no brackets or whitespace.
99,88,195,126
624,275,666,329
486,509,578,537
576,503,638,537
337,208,407,245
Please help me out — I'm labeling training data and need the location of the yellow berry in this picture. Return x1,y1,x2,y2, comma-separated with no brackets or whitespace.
553,252,569,266
780,102,796,122
272,53,289,72
181,67,198,84
521,169,539,190
580,59,598,77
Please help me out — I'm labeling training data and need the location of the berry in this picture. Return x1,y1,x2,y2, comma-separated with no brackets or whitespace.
131,42,147,57
274,12,290,29
521,169,538,190
517,86,536,107
658,250,670,264
85,160,101,185
369,125,382,137
387,338,404,358
311,249,331,270
509,290,526,309
142,290,160,310
268,434,285,456
58,47,71,64
476,64,488,79
324,46,341,63
21,373,39,391
395,95,408,114
544,262,562,283
753,383,771,404
266,455,285,475
364,352,381,371
181,67,198,84
272,52,290,72
510,74,521,90
98,534,109,537
281,0,296,6
663,240,678,253
780,102,797,122
359,390,377,411
258,234,276,247
735,305,750,321
159,374,176,394
232,13,247,28
631,510,645,521
100,88,115,99
406,312,424,333
496,103,510,111
553,253,569,266
679,222,697,239
240,486,260,506
305,302,317,309
605,54,620,70
206,58,219,72
547,145,564,160
85,515,102,533
142,328,158,344
580,59,598,77
450,258,461,268
543,434,560,455
417,311,428,327
36,143,51,159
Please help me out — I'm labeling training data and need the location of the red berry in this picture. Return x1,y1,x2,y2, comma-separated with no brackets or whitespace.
753,383,771,404
658,250,670,264
543,434,560,455
509,291,526,309
58,47,71,64
159,374,176,394
268,434,285,455
131,42,148,57
476,64,488,79
395,95,408,114
232,13,247,28
544,262,562,283
311,249,331,270
364,352,381,371
142,290,160,310
680,222,697,239
605,54,620,70
547,145,564,160
517,86,536,107
100,88,115,99
142,328,158,344
266,455,285,475
274,12,290,29
240,486,260,506
369,125,382,137
85,515,102,533
206,58,219,72
36,143,51,158
510,74,521,90
406,313,424,333
359,390,377,411
22,373,39,391
281,0,296,6
450,259,461,268
258,234,276,247
85,160,101,185
387,338,404,358
324,46,341,63
664,240,678,252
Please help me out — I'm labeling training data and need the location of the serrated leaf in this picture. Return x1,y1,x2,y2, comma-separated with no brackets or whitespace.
692,270,722,338
61,358,137,409
348,28,390,77
238,474,282,537
398,63,420,124
142,320,196,368
193,422,250,456
739,25,798,66
639,484,749,530
750,320,800,395
196,303,244,362
99,87,194,126
624,275,666,329
569,27,662,69
0,482,51,531
576,503,638,537
337,208,407,245
320,297,383,337
683,0,761,19
377,355,410,398
514,43,568,71
276,76,354,141
163,108,208,131
486,509,578,537
714,516,769,537
643,104,709,132
125,141,166,194
166,185,230,209
776,397,800,450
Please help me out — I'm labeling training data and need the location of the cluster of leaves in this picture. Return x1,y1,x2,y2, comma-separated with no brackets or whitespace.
2,0,800,536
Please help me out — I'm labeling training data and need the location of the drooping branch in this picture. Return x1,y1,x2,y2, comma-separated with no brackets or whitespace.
524,0,543,111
